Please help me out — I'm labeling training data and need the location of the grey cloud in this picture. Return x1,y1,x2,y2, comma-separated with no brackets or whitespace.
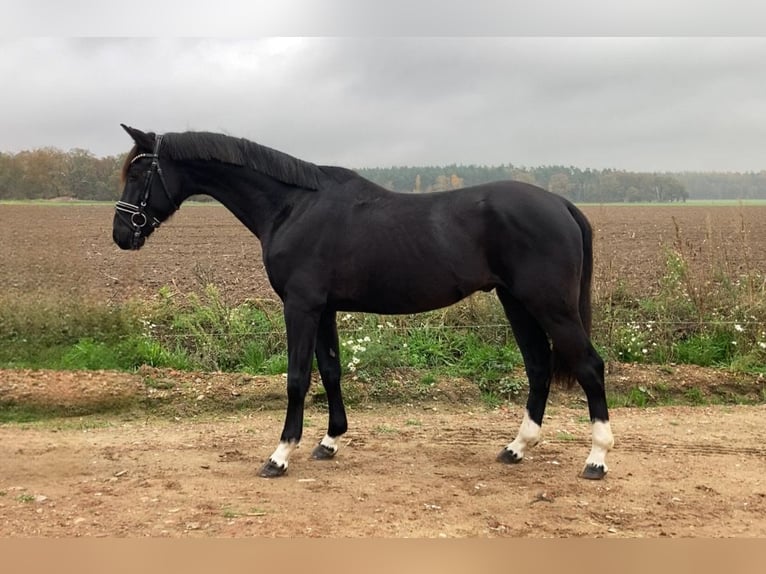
1,37,765,172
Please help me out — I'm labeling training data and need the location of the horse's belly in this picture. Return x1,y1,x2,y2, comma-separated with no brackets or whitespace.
335,271,493,315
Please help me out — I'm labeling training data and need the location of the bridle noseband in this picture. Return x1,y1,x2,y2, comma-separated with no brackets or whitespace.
115,134,178,247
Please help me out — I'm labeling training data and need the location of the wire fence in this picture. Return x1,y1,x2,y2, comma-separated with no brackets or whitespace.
140,319,766,339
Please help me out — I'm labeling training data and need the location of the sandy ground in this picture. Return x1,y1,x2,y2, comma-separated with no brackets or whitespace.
2,400,765,538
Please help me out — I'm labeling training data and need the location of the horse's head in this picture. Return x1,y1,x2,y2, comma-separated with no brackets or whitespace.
113,125,180,250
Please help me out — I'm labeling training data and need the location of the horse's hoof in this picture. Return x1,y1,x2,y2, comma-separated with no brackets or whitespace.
311,443,337,460
581,463,607,480
258,459,287,478
496,448,523,464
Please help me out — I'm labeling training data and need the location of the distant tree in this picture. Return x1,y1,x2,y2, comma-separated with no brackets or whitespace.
0,152,22,200
548,172,572,198
16,148,66,199
430,174,451,192
62,148,97,198
509,169,538,186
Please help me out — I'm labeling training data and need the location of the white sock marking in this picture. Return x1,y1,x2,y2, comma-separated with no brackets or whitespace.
319,434,340,453
585,420,614,470
269,440,298,469
504,409,541,460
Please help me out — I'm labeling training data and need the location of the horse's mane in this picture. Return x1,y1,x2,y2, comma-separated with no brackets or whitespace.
123,131,327,190
167,131,326,190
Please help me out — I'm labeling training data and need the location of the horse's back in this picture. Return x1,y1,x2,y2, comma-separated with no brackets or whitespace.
318,180,586,313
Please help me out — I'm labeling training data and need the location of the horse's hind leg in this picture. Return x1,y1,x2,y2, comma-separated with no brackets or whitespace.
495,287,552,464
311,309,348,460
546,320,614,480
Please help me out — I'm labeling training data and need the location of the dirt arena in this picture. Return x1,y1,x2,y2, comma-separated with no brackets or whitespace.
1,202,765,537
1,396,765,537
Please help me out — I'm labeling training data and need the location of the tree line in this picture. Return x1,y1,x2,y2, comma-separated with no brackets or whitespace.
0,148,123,201
2,146,766,202
359,165,692,202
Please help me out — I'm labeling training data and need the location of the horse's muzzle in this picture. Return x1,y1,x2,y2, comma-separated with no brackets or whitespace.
113,225,145,250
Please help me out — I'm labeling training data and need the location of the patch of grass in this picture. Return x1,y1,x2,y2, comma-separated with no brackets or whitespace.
0,405,54,424
142,376,175,390
652,382,675,404
373,424,399,435
0,401,134,424
674,332,735,367
257,354,288,376
419,373,437,387
479,390,504,409
608,386,652,408
683,387,707,406
605,378,766,408
555,431,577,441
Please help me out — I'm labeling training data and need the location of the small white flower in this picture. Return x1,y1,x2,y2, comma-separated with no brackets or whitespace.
758,342,766,350
735,324,744,333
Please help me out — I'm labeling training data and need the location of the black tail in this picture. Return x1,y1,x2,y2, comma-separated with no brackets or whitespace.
566,202,594,336
553,200,595,386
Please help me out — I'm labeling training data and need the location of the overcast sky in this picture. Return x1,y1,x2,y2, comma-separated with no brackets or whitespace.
2,3,765,172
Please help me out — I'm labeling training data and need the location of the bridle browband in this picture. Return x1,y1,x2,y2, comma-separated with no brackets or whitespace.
115,134,178,247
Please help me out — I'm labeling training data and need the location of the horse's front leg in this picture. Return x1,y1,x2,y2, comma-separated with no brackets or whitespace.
259,304,320,478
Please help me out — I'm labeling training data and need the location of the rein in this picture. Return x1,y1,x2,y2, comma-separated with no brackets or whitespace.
115,135,178,247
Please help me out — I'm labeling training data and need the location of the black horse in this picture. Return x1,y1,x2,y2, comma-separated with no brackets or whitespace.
113,125,614,480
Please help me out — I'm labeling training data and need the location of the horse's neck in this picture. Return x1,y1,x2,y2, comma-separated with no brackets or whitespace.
183,162,304,241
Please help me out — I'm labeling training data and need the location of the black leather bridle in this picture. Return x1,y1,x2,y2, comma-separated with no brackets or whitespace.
115,134,178,248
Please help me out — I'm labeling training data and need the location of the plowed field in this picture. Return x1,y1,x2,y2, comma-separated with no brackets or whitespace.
2,203,764,305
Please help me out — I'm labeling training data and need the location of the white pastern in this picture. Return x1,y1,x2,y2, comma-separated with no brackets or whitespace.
269,440,298,469
504,409,542,459
585,420,614,470
319,434,340,454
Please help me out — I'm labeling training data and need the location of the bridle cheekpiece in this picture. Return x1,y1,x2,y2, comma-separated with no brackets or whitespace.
115,134,178,248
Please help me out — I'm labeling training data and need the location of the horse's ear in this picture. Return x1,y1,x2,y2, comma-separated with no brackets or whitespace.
120,124,155,151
